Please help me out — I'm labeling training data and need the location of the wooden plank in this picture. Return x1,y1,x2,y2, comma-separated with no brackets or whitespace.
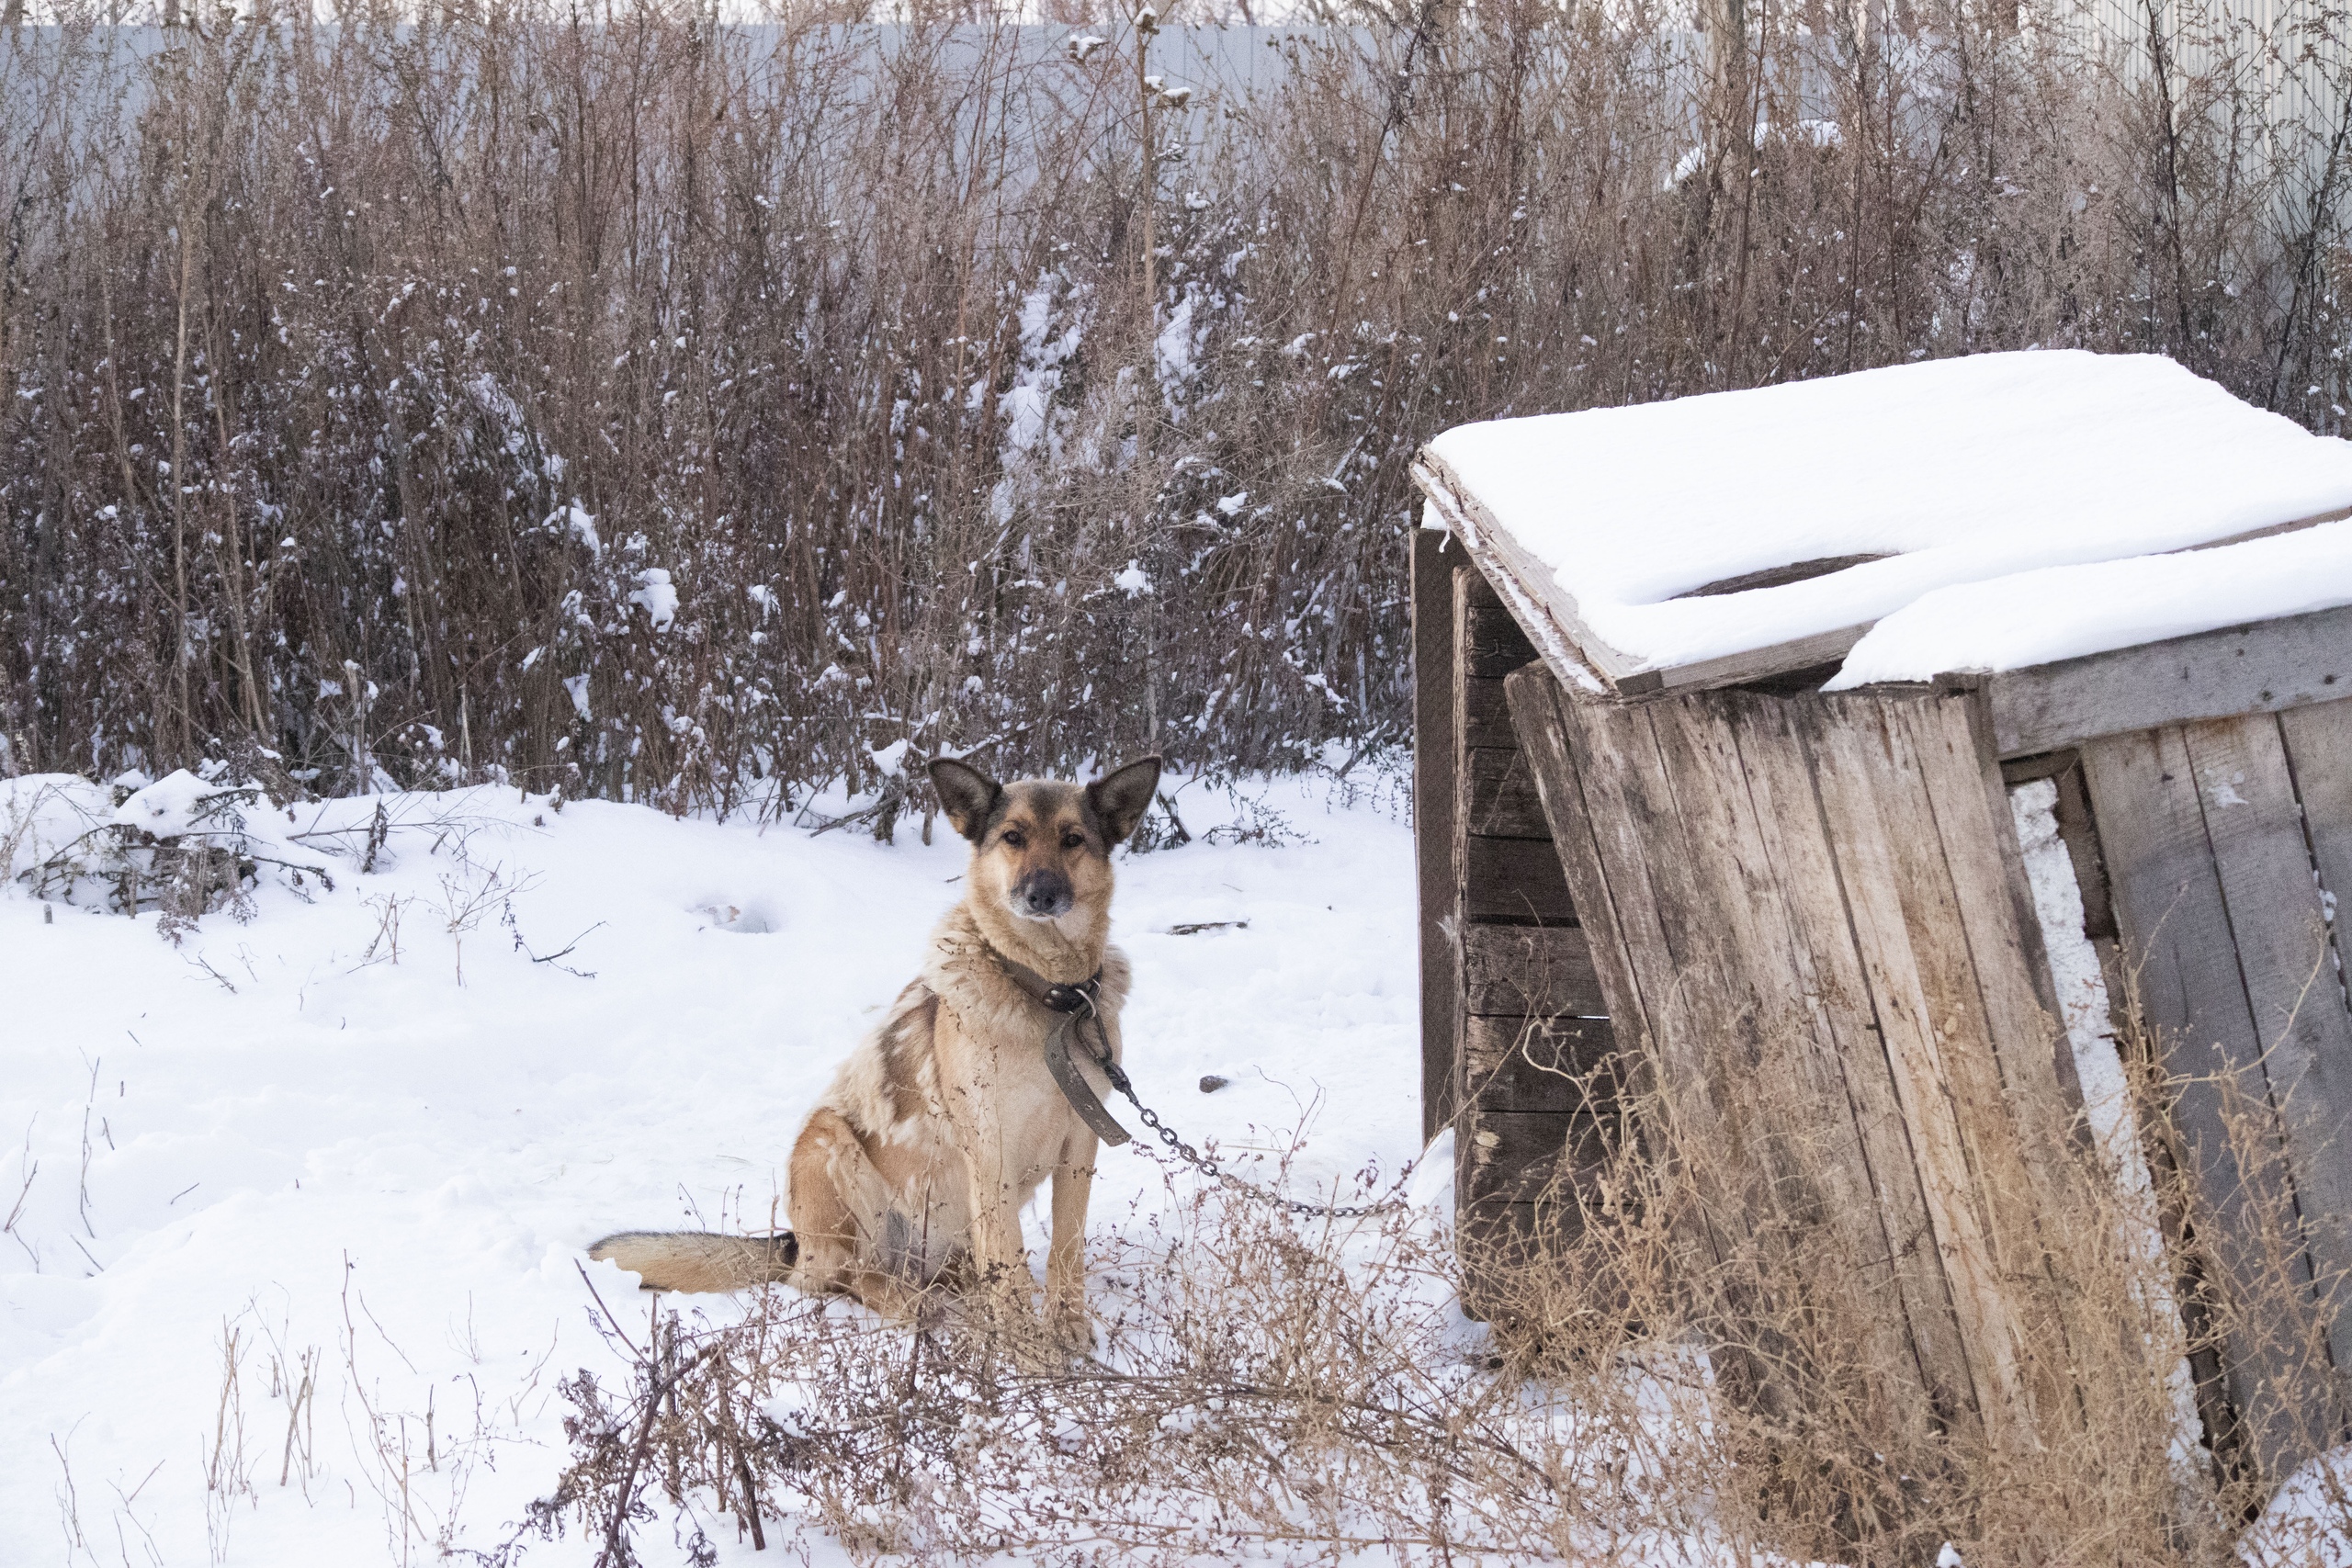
1463,1014,1618,1114
1464,746,1551,840
1718,693,1979,1438
1456,557,1503,610
2268,700,2352,1436
1546,698,1736,1099
1679,554,1894,599
1454,1198,1579,1258
1460,676,1520,750
1503,670,1658,1051
1886,694,2091,1436
1616,623,1873,696
1988,603,2352,757
1461,603,1541,678
1414,456,1612,696
1938,697,2075,1077
2082,726,2333,1481
1446,560,1481,1127
1413,525,1461,1144
1459,1109,1604,1204
1804,695,2039,1452
2279,699,2352,990
1456,578,1557,996
1461,835,1577,926
1454,1198,1570,1265
1456,1193,1615,1309
2035,753,2244,1463
1510,670,1833,1424
2180,716,2352,1383
1503,669,1690,1204
1647,693,1952,1444
1462,924,1606,1017
1657,518,2335,701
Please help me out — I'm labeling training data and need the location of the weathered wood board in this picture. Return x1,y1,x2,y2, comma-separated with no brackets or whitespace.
1462,924,1604,1017
1412,526,1460,1143
1435,562,1623,1311
2082,704,2352,1482
1459,837,1578,925
1410,414,2352,1503
1462,1015,1615,1114
1459,674,1521,750
1463,746,1552,839
1987,602,2352,757
1507,671,2106,1454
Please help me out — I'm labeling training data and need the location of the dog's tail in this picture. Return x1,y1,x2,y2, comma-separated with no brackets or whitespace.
587,1230,799,1293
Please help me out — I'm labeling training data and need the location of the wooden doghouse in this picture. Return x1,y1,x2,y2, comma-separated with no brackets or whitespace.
1411,351,2352,1486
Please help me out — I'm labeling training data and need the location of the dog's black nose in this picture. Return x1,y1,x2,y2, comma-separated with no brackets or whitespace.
1014,872,1073,919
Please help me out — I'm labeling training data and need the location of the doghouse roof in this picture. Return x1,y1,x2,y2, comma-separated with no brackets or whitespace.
1413,351,2352,696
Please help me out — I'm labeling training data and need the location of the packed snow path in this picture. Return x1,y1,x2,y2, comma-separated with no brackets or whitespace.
0,775,1421,1563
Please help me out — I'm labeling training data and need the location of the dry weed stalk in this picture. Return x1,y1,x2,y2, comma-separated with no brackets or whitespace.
204,1318,254,1566
3,1116,36,1271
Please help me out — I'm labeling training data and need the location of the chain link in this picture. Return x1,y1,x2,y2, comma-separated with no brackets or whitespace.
1085,1035,1409,1219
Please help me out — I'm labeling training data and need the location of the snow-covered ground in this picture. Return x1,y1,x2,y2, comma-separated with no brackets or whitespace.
1,770,1426,1563
9,765,2347,1566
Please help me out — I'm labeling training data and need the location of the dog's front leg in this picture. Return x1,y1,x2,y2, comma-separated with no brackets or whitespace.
939,1039,1035,1314
1046,1130,1097,1348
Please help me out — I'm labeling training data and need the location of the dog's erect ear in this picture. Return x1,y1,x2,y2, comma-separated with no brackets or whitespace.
928,758,1004,843
1085,756,1163,845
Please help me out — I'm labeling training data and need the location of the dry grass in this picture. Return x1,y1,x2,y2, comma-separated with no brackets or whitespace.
523,1172,1659,1567
512,1008,2350,1567
2,0,2348,812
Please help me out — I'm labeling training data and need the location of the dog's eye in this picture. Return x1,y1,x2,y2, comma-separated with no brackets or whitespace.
1001,829,1026,849
1062,829,1086,850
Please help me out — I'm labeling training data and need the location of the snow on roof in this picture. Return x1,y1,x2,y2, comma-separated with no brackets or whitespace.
1827,517,2352,687
1420,351,2352,684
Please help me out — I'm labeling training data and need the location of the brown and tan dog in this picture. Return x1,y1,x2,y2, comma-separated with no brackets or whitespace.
589,755,1161,1341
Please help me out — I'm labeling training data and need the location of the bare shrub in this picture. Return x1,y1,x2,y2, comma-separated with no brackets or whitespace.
2,0,2346,812
15,775,335,937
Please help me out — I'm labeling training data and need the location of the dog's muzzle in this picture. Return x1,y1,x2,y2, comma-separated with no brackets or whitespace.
1012,871,1074,919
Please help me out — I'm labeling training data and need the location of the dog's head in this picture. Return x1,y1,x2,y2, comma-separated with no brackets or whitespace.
927,756,1162,926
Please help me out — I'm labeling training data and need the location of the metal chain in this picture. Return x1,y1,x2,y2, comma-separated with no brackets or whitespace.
1083,1031,1409,1219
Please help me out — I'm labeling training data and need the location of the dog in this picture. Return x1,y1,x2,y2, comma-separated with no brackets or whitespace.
589,754,1162,1343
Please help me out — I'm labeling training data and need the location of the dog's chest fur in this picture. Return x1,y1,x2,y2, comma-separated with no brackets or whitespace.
814,902,1129,1269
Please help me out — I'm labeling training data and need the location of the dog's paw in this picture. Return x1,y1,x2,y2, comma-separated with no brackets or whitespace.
1046,1307,1095,1357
